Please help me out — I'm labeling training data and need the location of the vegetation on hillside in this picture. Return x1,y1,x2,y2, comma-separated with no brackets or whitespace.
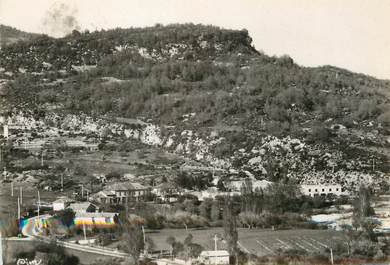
0,24,40,47
2,24,388,132
1,23,389,183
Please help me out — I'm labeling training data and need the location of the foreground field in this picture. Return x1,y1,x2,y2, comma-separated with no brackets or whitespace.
146,228,344,257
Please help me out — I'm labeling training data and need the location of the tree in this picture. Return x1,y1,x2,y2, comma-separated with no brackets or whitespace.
352,185,376,242
166,236,176,257
145,236,155,254
121,222,145,265
353,185,375,224
223,198,238,265
188,243,203,258
217,179,226,191
210,201,220,222
55,209,75,229
184,233,193,246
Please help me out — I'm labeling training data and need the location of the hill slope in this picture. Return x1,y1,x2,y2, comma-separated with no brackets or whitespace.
0,23,389,189
0,24,40,47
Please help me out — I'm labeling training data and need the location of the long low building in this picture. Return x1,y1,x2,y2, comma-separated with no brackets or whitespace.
74,212,118,228
301,184,347,197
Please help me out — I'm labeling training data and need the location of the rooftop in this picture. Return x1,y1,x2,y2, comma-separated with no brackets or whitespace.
200,250,230,257
75,212,117,218
68,202,97,212
104,181,148,191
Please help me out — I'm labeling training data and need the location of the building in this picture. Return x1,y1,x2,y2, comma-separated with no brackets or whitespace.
152,183,181,203
227,179,272,193
74,212,118,228
52,197,74,211
93,182,150,204
198,250,230,265
301,184,346,197
67,202,98,213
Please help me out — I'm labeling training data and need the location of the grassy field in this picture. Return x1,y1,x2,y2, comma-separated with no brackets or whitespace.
146,227,345,257
0,180,68,222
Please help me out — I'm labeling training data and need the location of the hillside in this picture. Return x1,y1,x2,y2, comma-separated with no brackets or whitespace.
0,24,40,47
0,23,389,190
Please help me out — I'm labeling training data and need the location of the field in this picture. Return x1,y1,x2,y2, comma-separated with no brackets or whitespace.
146,228,345,257
0,180,66,222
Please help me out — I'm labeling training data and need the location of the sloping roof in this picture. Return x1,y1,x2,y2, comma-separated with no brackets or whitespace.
104,182,148,191
68,202,97,212
75,212,117,218
91,190,115,198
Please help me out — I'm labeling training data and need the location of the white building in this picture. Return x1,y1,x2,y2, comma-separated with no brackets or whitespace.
199,250,230,265
301,184,346,197
52,197,74,211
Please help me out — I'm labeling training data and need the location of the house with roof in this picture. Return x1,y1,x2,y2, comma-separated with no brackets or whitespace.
92,181,150,204
67,201,99,213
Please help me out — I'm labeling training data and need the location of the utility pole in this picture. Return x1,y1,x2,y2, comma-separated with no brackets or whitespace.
19,187,23,205
83,222,87,241
142,225,146,255
11,181,13,196
330,248,334,265
37,190,41,219
17,197,20,220
41,151,44,167
0,231,3,265
61,175,64,192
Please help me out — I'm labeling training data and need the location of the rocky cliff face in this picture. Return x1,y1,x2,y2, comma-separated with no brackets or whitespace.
8,110,387,192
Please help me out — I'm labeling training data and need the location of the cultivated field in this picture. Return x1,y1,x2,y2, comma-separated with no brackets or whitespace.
146,228,345,257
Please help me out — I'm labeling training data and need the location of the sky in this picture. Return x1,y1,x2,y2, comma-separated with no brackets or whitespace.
0,0,389,80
